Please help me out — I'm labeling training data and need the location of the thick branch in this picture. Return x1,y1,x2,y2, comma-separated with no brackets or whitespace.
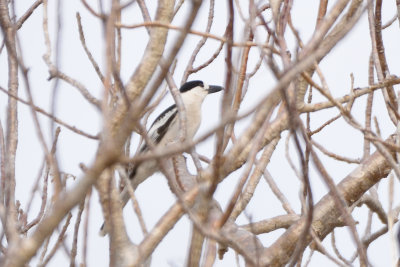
110,0,175,136
261,137,395,266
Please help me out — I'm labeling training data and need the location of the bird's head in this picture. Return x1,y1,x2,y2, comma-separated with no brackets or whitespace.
179,80,223,103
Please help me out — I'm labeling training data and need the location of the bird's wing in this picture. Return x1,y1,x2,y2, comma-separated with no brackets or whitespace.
139,104,178,153
102,106,180,236
128,104,178,180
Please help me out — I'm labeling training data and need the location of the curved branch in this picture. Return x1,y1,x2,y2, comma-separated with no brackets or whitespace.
260,137,395,266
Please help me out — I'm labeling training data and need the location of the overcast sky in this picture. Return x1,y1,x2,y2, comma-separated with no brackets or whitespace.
1,0,400,266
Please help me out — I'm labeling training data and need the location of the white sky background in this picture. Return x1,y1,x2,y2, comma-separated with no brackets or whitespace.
1,0,400,266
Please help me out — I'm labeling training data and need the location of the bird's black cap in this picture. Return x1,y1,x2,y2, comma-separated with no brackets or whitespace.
179,80,223,94
179,80,204,93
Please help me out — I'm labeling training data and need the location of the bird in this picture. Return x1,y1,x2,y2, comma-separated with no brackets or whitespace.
100,80,223,236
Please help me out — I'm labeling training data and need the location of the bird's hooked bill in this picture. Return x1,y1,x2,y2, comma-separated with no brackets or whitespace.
208,85,223,94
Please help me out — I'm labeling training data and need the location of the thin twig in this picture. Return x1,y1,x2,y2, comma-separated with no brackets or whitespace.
81,188,91,267
76,12,105,83
81,0,105,19
116,21,276,49
49,70,101,108
70,200,85,267
0,86,98,139
311,139,361,164
39,212,73,267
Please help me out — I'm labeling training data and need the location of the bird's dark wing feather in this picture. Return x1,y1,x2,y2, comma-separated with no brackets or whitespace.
129,104,178,180
139,104,178,153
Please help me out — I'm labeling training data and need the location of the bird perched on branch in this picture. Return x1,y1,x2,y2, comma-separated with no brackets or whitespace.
100,80,223,236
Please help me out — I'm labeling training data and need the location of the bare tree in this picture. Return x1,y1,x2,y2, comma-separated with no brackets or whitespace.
0,0,400,266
